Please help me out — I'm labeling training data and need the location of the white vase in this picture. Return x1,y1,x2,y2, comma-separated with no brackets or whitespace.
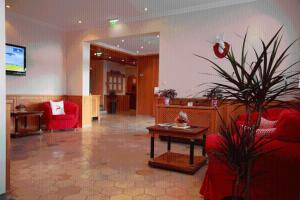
164,97,170,105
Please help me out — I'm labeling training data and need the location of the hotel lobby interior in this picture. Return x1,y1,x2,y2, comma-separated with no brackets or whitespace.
0,0,300,200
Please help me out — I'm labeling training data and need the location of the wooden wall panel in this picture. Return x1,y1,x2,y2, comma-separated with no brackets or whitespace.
104,95,130,113
90,59,104,105
5,94,101,130
6,95,66,131
137,55,159,116
91,95,101,119
155,105,227,134
82,96,93,127
66,95,83,127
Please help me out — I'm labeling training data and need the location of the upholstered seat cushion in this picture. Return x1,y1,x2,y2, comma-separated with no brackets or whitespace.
52,114,76,121
273,111,300,142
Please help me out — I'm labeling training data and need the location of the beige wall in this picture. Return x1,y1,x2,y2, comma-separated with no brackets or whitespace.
64,0,300,98
5,12,66,95
0,0,6,194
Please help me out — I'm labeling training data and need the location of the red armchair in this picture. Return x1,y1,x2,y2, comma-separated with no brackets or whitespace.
200,109,300,200
43,101,79,131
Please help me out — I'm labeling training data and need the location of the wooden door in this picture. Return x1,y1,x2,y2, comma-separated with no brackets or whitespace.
136,55,159,115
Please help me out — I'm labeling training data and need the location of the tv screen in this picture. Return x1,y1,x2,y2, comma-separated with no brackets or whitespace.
5,44,26,76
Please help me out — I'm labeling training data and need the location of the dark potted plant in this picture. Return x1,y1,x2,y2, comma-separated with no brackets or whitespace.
159,89,178,105
204,86,223,107
195,26,300,200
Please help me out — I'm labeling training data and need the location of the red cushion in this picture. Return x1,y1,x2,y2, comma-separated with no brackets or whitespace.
52,114,76,121
273,111,300,142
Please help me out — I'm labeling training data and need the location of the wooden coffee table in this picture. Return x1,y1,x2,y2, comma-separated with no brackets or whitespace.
11,111,44,137
147,125,208,175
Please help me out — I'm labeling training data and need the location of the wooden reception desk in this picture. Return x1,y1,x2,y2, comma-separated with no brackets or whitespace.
155,104,227,134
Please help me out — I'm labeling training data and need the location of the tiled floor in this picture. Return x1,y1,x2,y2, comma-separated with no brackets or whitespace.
10,113,206,200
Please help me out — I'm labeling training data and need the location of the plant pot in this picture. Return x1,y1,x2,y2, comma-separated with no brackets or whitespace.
211,98,218,107
164,97,170,105
222,196,244,200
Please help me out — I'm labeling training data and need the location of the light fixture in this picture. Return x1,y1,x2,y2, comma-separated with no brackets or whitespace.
157,34,160,38
109,18,119,26
78,20,82,24
141,46,144,49
117,44,120,48
121,39,125,43
6,4,11,8
144,7,148,12
122,59,125,62
94,52,102,57
136,50,140,54
109,56,112,59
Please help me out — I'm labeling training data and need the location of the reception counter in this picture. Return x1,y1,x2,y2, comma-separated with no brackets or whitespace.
155,104,227,134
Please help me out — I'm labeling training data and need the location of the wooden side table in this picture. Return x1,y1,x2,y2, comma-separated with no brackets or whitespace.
11,111,44,137
147,125,208,175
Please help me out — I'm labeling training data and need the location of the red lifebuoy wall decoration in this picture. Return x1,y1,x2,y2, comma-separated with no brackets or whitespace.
213,42,230,58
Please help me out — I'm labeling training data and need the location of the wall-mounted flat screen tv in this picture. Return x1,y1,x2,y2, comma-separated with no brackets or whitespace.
5,43,26,76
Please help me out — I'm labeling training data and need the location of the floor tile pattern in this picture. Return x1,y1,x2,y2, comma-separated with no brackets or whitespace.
10,113,206,200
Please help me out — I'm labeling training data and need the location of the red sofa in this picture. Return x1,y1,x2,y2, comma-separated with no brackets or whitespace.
200,109,300,200
43,101,79,131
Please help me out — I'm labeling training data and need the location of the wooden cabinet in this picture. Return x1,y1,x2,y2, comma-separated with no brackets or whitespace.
155,105,227,134
106,71,125,93
91,95,100,119
104,95,130,113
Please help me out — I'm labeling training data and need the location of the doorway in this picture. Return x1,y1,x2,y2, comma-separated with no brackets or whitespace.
89,32,160,116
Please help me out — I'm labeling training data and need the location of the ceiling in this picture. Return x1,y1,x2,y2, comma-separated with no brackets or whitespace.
95,33,159,55
5,0,257,31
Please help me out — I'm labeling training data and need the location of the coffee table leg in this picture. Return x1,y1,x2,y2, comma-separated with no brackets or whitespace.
38,115,42,132
202,134,206,156
167,136,171,152
15,117,18,136
190,139,195,165
150,133,155,159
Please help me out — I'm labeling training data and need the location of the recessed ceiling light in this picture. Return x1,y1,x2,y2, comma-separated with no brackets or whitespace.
121,39,125,43
141,46,144,49
78,20,82,24
144,7,148,12
109,18,119,25
6,5,11,8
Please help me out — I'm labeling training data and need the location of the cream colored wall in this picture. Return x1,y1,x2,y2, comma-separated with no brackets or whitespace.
5,12,66,95
64,0,300,97
65,20,162,95
0,0,6,194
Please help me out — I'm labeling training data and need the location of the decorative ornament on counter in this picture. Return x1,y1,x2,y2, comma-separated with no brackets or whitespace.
213,34,230,58
175,111,189,127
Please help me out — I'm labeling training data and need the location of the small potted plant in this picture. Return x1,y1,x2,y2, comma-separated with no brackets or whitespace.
16,104,27,112
204,87,223,107
159,89,177,105
175,111,189,127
